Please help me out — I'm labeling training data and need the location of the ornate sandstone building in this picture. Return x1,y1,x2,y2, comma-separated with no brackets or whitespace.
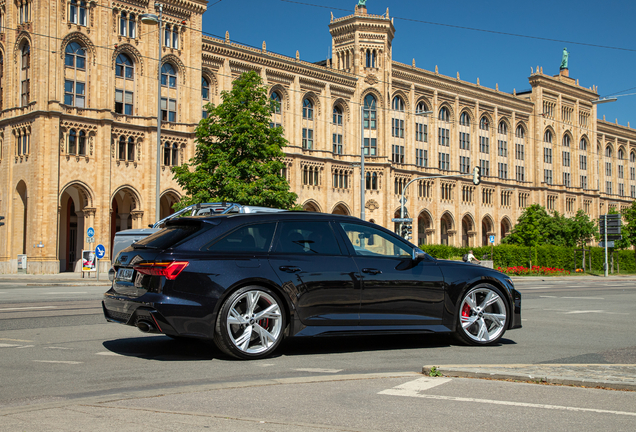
0,1,634,273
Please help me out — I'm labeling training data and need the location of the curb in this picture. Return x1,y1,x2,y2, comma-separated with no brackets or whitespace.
422,365,636,392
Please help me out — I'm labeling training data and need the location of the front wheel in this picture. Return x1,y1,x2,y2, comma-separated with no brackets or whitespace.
214,286,285,360
455,284,509,345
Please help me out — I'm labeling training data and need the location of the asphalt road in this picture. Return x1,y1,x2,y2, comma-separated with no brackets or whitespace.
0,278,635,430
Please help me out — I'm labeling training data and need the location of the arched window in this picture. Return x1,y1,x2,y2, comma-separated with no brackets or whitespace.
270,92,281,113
78,130,86,155
163,142,175,166
580,138,587,151
515,125,524,138
20,44,31,106
161,63,177,88
363,94,377,130
439,107,450,121
115,54,134,115
631,152,636,163
302,98,313,119
164,24,179,49
172,143,179,166
366,49,371,68
392,96,405,111
479,117,489,130
333,106,342,125
563,134,571,147
68,129,77,154
69,0,87,26
64,42,86,107
202,77,210,118
618,148,625,160
127,137,135,161
544,130,552,143
498,121,507,134
0,53,4,111
605,146,612,158
119,11,136,38
460,112,470,126
115,54,133,79
118,136,126,160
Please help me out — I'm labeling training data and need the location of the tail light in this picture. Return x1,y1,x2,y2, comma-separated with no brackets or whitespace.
133,262,189,280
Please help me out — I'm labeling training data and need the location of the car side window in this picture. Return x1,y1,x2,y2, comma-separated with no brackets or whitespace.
274,221,342,255
204,223,276,253
339,222,411,258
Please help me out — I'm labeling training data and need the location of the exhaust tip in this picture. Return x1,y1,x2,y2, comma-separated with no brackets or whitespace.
137,320,154,333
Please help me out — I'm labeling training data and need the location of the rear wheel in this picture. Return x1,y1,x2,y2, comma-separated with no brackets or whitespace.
455,284,509,345
214,286,285,360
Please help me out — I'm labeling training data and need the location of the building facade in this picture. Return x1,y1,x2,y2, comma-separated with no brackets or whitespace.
0,1,634,273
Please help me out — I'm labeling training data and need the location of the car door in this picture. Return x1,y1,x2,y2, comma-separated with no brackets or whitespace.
336,221,445,327
268,220,361,326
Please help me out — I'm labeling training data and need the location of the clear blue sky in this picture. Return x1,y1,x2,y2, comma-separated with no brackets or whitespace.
202,0,636,128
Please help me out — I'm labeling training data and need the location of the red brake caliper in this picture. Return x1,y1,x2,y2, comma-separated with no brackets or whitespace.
461,303,471,318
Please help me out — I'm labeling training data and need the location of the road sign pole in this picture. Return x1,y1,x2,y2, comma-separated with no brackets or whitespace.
604,214,608,277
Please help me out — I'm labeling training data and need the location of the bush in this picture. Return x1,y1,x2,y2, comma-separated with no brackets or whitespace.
419,243,635,273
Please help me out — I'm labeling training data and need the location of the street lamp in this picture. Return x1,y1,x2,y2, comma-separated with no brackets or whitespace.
591,98,617,105
140,4,163,223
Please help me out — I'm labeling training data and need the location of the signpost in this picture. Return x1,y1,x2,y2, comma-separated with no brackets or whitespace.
95,244,105,281
87,227,95,244
599,214,622,277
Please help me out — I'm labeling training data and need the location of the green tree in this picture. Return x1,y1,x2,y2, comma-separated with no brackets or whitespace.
611,204,634,250
172,71,298,210
501,204,552,247
568,210,599,249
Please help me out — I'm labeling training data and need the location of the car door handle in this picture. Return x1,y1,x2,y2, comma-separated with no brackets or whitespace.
362,268,382,275
279,266,301,273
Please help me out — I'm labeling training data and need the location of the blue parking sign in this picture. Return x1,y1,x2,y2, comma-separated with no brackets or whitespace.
489,235,495,244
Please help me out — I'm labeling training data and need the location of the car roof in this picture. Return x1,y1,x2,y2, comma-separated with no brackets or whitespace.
166,211,363,225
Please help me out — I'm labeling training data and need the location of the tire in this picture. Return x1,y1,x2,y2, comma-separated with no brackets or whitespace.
455,284,509,346
214,286,285,360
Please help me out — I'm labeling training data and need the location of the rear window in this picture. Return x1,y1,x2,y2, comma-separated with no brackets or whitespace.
133,224,204,250
204,222,277,253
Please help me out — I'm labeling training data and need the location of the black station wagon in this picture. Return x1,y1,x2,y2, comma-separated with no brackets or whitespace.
103,212,521,359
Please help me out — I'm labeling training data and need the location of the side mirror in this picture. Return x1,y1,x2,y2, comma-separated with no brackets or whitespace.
413,249,427,262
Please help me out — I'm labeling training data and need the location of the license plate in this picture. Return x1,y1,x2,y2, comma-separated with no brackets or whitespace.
117,268,134,281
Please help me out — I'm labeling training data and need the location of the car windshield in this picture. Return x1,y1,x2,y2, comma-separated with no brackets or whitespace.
133,224,203,250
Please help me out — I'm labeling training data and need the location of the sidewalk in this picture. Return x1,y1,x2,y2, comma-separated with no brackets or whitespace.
423,364,636,391
0,271,111,286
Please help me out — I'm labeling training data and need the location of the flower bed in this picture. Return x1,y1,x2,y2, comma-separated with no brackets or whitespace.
497,265,571,276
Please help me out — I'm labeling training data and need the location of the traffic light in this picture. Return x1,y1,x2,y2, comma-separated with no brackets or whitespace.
0,216,4,227
472,166,481,185
401,223,412,240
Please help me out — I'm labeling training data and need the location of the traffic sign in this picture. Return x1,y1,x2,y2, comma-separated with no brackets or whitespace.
599,241,615,248
392,218,413,223
95,244,106,259
87,227,95,238
489,235,495,244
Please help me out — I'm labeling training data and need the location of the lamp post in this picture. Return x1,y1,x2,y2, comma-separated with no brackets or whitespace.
140,4,163,223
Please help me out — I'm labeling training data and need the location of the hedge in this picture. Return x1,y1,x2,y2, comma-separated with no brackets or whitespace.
419,243,636,273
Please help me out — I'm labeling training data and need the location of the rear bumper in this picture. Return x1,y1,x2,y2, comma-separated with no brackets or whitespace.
509,289,522,330
102,298,177,335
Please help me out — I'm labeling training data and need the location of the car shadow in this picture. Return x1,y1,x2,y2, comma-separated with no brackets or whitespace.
102,333,516,361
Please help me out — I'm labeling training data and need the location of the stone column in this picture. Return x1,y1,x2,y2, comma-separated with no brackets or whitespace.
131,211,144,229
119,213,130,231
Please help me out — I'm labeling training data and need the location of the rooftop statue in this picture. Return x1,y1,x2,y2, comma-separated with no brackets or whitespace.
358,0,367,6
560,47,569,70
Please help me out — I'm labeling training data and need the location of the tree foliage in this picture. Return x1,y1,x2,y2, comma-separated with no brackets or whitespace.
172,71,298,210
502,204,599,248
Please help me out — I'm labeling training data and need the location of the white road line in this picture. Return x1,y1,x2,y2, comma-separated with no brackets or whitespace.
382,392,636,417
540,296,604,300
96,351,124,356
0,306,57,311
44,347,71,350
378,377,452,396
0,338,34,342
48,292,88,294
33,360,83,365
294,368,343,374
16,345,35,349
0,343,20,348
539,296,557,298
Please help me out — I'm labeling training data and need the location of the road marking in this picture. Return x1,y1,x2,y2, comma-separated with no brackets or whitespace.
0,306,57,311
16,345,35,349
0,343,20,348
540,296,557,298
565,310,607,314
96,351,124,356
44,347,71,350
33,360,83,365
540,296,604,300
381,391,636,417
378,377,452,396
294,368,343,374
256,363,275,367
48,292,88,294
0,338,33,342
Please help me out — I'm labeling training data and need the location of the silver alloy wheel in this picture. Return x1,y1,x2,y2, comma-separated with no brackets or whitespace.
225,290,283,355
459,287,507,343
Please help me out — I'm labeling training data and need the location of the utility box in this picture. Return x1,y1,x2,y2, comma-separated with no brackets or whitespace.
17,254,27,273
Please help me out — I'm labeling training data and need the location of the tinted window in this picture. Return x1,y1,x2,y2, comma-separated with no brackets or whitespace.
205,223,276,253
339,223,411,257
274,221,342,255
133,224,204,250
